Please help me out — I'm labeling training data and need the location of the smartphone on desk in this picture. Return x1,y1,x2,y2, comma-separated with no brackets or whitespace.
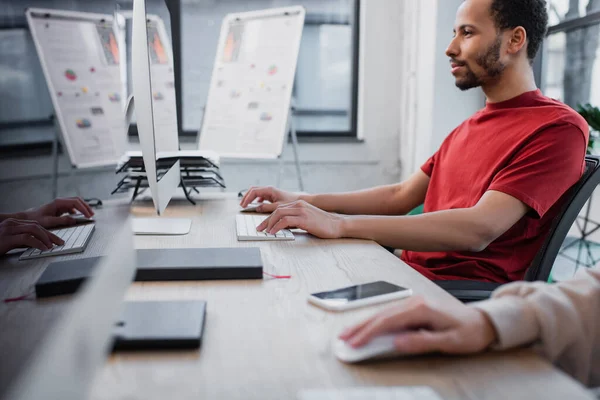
308,281,412,311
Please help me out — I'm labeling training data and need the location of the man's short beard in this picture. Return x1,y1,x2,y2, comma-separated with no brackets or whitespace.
456,35,506,91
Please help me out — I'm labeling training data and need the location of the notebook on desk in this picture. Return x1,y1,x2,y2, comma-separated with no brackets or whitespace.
35,257,99,298
135,247,263,281
113,300,207,350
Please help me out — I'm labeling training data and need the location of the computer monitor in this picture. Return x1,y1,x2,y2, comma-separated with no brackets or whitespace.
132,0,179,216
3,220,136,400
130,0,191,234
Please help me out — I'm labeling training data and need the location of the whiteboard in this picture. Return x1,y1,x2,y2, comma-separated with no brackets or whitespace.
26,8,127,168
198,6,305,159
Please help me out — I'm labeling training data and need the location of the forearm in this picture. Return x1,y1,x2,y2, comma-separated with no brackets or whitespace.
0,212,27,222
340,208,492,252
472,268,600,386
302,184,417,216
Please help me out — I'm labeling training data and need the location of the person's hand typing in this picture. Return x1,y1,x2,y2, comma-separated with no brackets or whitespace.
339,296,498,355
0,219,64,255
256,200,345,239
240,186,301,213
22,197,94,229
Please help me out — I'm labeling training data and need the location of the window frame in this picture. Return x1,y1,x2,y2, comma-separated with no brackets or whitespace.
0,21,56,135
165,0,362,141
536,8,600,89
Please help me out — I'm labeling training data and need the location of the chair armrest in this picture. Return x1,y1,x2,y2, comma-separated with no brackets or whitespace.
433,280,503,303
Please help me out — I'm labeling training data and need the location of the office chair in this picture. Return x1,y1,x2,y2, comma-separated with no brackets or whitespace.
435,155,600,302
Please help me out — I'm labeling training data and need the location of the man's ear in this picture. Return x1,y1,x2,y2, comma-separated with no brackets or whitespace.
506,26,527,55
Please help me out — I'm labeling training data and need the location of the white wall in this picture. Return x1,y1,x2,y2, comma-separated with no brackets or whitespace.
398,0,437,181
398,0,485,180
431,0,486,150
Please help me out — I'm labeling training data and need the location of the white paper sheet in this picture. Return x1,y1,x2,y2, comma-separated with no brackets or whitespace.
27,9,128,168
198,7,305,159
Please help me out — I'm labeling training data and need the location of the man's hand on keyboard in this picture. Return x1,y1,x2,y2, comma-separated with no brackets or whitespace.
22,197,94,228
0,219,64,255
240,186,300,213
256,200,345,239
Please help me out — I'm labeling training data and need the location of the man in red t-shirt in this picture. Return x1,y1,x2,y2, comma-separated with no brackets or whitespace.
239,0,590,283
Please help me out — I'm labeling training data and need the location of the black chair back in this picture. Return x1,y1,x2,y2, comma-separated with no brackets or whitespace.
435,155,600,302
525,155,600,282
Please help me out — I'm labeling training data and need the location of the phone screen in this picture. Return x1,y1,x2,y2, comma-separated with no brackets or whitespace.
311,281,408,306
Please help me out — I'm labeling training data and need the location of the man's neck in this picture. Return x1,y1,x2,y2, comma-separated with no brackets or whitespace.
481,62,538,104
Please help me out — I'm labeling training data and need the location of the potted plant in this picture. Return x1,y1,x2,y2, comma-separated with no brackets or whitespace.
577,103,600,154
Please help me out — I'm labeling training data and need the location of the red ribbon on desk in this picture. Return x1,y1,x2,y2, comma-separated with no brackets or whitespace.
263,271,291,279
4,292,34,303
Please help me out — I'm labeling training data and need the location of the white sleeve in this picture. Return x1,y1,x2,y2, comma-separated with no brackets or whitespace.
471,267,600,386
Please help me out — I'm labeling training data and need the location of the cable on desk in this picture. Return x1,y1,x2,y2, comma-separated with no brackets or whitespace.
263,271,291,279
4,291,35,303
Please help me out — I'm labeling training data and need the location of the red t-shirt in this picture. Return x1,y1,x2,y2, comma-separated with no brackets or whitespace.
401,90,589,283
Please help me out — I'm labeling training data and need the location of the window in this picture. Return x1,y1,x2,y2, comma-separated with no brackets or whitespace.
548,0,597,24
0,28,52,125
0,0,359,147
180,0,360,138
542,0,600,108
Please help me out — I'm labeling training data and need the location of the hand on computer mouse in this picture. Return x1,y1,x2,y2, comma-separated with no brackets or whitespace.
0,219,64,255
339,296,498,355
22,197,94,228
239,186,300,213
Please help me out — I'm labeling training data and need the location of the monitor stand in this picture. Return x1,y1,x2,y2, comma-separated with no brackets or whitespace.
132,217,192,235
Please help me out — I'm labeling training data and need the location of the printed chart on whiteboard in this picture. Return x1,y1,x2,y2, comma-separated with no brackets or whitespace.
199,7,305,159
26,9,127,168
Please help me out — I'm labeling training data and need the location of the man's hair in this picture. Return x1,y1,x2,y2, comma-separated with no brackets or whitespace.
489,0,548,62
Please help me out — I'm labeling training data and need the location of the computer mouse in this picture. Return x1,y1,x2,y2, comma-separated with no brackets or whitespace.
67,213,95,223
240,204,262,213
240,201,271,213
333,334,401,363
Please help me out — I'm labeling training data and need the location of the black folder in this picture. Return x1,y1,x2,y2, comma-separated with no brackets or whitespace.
112,300,207,350
134,247,263,281
35,257,98,298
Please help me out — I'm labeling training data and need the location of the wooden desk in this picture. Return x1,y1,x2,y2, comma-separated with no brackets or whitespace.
0,195,594,400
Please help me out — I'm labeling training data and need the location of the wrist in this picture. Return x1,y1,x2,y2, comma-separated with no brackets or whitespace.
475,309,499,350
1,212,27,221
298,193,315,204
17,211,31,220
337,215,355,238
